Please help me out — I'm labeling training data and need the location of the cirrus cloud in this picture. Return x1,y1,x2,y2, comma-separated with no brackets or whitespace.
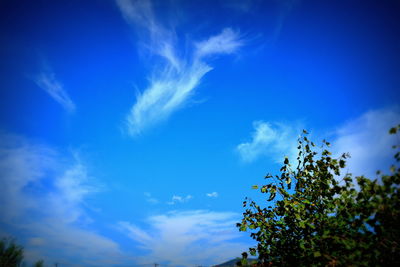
33,64,76,113
116,0,244,135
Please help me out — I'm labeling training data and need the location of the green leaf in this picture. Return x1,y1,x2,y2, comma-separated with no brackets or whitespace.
252,185,258,189
313,251,321,258
390,165,396,173
339,159,346,168
261,186,267,193
267,192,276,201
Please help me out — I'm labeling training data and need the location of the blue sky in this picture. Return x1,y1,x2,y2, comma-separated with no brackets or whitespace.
0,0,399,266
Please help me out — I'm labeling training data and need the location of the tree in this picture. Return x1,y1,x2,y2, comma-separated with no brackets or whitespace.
33,260,44,267
0,238,24,267
0,238,45,267
237,125,400,266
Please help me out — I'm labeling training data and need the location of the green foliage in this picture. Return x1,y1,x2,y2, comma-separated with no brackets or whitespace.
0,238,24,267
0,238,46,267
238,125,400,266
33,260,44,267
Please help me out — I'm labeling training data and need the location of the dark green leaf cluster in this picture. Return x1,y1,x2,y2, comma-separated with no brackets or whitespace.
0,238,45,267
33,260,44,267
0,238,24,267
237,125,400,266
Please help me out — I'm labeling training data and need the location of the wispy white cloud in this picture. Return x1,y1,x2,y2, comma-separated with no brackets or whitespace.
206,192,219,198
236,121,300,163
33,67,76,113
270,0,299,42
118,210,248,266
167,194,193,205
194,28,244,58
331,106,400,179
144,192,159,204
237,107,399,179
116,0,243,135
118,221,153,248
0,132,127,266
222,0,299,45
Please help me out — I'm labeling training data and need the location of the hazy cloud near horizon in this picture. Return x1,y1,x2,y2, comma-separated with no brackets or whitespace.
118,210,247,266
0,133,127,265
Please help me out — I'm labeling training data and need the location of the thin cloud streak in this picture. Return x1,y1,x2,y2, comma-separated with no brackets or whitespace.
116,0,243,135
167,194,193,205
34,69,76,113
144,192,159,204
206,192,219,198
118,210,248,266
